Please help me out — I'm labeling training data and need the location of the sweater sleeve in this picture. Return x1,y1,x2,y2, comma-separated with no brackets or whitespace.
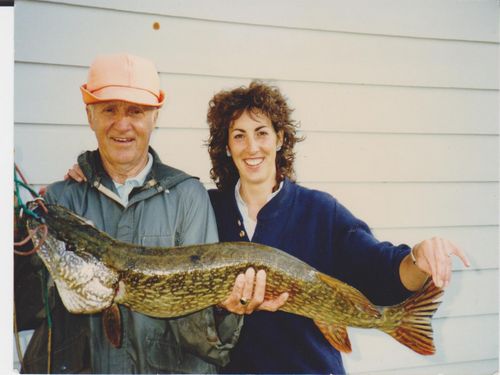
332,201,413,306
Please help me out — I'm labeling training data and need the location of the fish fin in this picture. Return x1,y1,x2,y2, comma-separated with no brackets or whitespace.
314,320,352,353
380,280,444,355
103,304,122,348
54,271,116,314
55,279,108,314
56,283,89,313
318,273,380,318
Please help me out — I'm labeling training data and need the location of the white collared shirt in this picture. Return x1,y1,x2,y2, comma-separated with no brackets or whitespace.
113,153,153,206
234,179,284,240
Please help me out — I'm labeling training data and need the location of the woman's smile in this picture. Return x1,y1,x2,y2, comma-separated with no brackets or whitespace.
243,157,264,167
228,110,282,189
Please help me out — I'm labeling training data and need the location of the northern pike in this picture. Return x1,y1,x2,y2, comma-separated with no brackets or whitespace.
24,202,443,355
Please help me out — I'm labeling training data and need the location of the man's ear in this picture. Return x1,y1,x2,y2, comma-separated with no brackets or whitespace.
86,105,95,131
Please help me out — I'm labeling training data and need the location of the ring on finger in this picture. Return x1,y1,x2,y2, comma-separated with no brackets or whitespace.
240,298,250,306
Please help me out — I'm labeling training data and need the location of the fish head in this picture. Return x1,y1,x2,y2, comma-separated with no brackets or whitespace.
23,201,113,257
23,203,119,315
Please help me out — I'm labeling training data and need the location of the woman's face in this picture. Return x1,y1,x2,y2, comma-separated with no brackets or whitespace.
228,110,283,190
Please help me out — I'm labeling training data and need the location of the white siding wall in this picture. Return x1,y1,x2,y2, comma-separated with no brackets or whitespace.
14,0,498,374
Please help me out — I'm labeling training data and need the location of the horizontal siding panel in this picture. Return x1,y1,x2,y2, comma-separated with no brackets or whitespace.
356,358,498,375
40,0,499,42
435,269,498,318
15,63,499,135
307,182,498,227
15,0,498,89
296,133,498,182
374,226,498,271
14,125,99,184
15,125,498,227
281,81,499,135
342,314,498,373
15,63,88,126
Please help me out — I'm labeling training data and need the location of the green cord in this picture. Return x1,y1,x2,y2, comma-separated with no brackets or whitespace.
42,268,52,329
13,167,41,220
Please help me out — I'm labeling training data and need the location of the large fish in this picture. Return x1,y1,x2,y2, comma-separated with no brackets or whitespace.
24,202,443,355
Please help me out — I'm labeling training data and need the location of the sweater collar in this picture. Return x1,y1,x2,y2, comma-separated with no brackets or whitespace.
257,177,295,220
227,177,295,221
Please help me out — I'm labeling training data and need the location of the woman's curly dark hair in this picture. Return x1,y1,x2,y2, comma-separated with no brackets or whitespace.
207,80,303,191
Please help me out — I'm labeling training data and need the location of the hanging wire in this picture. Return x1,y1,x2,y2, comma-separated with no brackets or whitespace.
14,224,49,256
42,269,53,373
14,163,49,256
13,163,52,372
14,164,42,221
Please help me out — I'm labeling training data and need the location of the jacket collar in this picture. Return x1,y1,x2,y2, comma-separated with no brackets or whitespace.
77,147,195,206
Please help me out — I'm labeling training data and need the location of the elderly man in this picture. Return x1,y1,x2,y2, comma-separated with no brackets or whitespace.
20,53,242,373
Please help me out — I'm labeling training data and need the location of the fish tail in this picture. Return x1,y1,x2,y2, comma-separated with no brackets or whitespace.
380,280,443,355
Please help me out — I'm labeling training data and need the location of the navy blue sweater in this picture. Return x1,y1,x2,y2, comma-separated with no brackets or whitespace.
209,179,413,374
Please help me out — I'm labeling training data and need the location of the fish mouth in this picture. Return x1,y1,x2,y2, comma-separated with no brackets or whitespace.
244,157,264,167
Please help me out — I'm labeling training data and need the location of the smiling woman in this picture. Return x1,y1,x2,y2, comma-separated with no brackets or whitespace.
205,81,469,374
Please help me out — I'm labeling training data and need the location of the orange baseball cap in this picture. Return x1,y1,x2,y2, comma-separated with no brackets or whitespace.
80,53,165,107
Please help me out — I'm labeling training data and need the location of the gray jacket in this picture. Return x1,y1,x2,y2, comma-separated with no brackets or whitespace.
32,147,241,373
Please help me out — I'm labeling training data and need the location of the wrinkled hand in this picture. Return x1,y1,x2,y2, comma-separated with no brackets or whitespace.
64,163,86,182
412,237,470,288
219,268,289,315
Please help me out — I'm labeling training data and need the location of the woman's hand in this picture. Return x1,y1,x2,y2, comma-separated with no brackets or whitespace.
219,268,289,315
64,163,87,182
404,237,470,290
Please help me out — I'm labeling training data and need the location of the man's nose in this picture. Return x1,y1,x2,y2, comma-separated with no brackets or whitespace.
114,112,132,129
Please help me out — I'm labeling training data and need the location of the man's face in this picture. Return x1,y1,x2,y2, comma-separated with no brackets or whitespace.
87,101,158,171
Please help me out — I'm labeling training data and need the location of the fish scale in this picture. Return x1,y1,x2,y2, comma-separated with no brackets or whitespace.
25,203,443,355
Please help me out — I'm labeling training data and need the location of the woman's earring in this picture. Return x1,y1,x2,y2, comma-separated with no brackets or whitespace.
226,147,232,157
276,145,282,152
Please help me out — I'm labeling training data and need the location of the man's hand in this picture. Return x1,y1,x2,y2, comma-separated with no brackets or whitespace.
219,268,289,315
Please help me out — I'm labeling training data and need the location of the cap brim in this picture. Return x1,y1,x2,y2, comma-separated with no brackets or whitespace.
81,85,165,107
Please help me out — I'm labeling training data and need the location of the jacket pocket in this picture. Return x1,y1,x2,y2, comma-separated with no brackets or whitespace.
145,333,183,373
